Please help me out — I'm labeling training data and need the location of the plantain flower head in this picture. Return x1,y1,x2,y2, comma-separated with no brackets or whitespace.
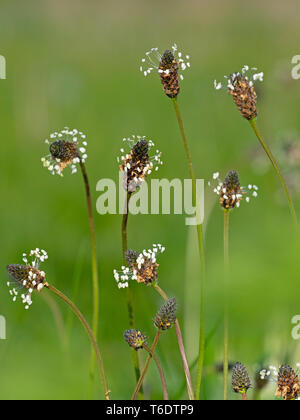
209,170,258,210
113,244,165,289
232,362,251,395
124,329,147,350
154,298,177,331
118,135,162,192
275,365,300,401
140,44,190,98
6,249,48,310
214,66,264,120
42,128,88,176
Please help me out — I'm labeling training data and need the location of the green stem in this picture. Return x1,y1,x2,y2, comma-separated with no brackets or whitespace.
172,98,206,399
46,283,110,400
223,209,230,401
41,292,67,352
79,161,100,399
249,119,298,227
143,343,169,400
153,284,195,400
132,331,161,400
122,192,143,399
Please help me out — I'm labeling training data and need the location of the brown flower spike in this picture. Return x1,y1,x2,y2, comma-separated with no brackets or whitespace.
214,66,264,120
125,249,159,286
228,74,258,120
276,365,300,400
159,50,180,99
42,128,88,176
140,44,190,99
211,170,258,210
114,244,165,289
154,298,177,331
124,329,147,350
118,136,162,192
6,249,48,310
232,362,251,396
220,170,243,210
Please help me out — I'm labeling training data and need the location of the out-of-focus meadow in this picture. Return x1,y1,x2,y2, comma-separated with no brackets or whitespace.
1,0,300,400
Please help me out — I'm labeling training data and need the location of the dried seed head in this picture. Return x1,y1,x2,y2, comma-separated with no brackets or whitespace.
276,365,300,400
232,362,251,395
42,128,88,176
154,298,177,331
114,244,165,289
124,329,147,350
214,66,263,120
6,249,48,310
118,136,162,192
210,171,258,210
159,50,180,99
140,44,190,98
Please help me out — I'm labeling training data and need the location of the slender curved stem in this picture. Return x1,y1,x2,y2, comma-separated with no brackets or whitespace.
172,98,206,399
153,283,195,400
132,331,161,400
79,161,100,398
249,119,298,227
122,192,143,398
45,283,110,400
242,393,247,401
223,209,230,400
143,343,169,400
41,292,67,352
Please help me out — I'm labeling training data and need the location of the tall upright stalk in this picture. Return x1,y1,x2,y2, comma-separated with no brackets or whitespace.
223,209,230,400
122,191,143,398
249,119,298,227
172,98,206,399
132,331,161,400
45,283,109,400
153,283,195,400
79,161,100,398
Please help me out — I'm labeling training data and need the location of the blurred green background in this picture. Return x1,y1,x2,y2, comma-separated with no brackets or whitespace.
1,0,300,400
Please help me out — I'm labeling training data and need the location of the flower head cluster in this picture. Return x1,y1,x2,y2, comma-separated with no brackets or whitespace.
232,362,251,395
276,365,300,400
153,298,177,331
113,244,165,289
41,128,88,176
209,170,258,210
140,44,190,98
6,249,48,310
214,66,264,120
260,364,300,400
118,136,162,192
124,329,147,351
